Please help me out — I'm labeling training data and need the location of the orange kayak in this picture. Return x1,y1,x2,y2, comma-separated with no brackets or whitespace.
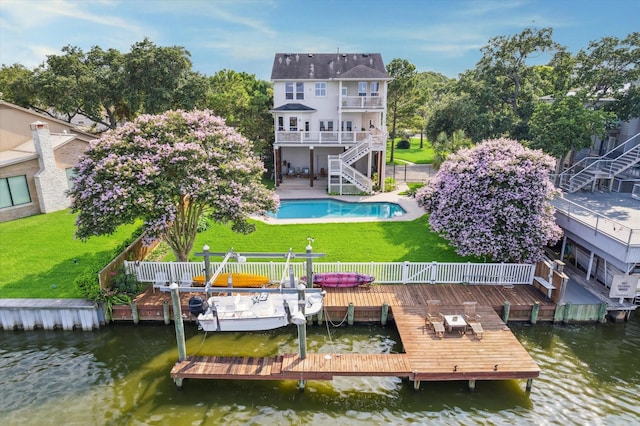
193,273,271,288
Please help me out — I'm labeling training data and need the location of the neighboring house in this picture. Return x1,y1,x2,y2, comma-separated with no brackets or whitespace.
270,53,392,194
0,100,94,222
553,115,640,303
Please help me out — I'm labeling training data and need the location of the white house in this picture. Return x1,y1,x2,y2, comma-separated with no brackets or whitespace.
270,53,392,194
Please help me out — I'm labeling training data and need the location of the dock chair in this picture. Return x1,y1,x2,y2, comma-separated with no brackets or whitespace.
425,299,445,339
463,301,484,339
153,271,168,293
179,272,193,288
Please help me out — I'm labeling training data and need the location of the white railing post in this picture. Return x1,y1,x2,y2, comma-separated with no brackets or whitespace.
402,261,410,284
430,261,437,284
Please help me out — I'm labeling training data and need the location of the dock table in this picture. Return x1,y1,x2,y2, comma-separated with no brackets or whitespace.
443,314,467,334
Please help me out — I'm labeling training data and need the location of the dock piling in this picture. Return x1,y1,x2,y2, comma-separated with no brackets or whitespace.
347,303,355,326
530,301,540,324
130,301,139,324
381,302,389,326
163,301,170,325
502,301,511,323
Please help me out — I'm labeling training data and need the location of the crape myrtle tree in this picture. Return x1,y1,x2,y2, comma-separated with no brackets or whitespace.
69,109,279,261
416,138,562,263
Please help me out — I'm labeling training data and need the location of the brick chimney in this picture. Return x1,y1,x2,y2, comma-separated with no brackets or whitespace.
30,121,71,213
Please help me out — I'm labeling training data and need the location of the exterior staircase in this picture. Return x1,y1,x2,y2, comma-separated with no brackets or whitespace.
328,130,386,194
558,132,640,193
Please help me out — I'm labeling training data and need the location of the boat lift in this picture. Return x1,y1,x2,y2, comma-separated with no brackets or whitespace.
192,245,326,298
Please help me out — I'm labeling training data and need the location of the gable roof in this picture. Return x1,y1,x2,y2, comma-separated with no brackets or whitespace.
270,103,316,112
271,53,390,81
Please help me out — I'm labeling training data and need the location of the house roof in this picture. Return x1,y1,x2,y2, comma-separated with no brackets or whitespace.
271,103,317,112
0,133,77,167
271,53,390,81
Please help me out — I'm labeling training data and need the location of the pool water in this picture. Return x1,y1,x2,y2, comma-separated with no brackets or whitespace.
268,199,406,219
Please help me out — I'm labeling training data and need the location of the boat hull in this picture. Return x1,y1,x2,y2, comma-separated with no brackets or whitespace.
302,272,375,288
196,291,324,332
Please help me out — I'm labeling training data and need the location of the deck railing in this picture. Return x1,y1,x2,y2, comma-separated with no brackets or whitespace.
340,96,385,109
551,197,640,245
275,131,370,144
125,260,535,286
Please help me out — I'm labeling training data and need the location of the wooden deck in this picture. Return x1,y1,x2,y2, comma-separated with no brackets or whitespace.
168,283,547,389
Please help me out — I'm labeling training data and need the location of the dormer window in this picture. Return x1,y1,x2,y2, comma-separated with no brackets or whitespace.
286,82,304,100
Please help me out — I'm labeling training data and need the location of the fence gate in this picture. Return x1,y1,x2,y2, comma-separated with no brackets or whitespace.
386,164,433,183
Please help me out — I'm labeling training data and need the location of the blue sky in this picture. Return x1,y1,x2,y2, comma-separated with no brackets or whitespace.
1,0,638,80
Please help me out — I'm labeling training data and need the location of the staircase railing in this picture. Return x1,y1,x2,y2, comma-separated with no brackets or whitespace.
559,132,640,192
340,135,373,165
328,157,372,193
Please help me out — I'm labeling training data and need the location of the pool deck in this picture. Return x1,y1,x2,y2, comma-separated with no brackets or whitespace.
257,180,425,224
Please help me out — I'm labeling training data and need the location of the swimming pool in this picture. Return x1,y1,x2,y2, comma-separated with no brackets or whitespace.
268,199,406,219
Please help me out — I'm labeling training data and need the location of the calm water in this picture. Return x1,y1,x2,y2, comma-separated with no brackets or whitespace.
1,316,639,425
268,199,406,219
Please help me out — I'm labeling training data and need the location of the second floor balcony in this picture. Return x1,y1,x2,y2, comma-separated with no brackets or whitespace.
340,96,384,110
275,130,372,145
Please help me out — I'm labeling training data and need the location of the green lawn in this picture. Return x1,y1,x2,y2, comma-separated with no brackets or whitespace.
172,215,472,264
386,137,435,165
0,210,139,298
1,208,473,299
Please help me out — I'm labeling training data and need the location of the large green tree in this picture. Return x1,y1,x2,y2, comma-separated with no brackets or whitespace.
69,110,279,262
529,94,613,170
575,32,640,121
207,70,274,155
386,58,418,162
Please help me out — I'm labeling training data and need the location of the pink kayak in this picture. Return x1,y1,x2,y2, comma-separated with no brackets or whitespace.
302,272,375,288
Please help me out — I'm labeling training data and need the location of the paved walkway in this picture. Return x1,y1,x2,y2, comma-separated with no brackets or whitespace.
256,181,425,224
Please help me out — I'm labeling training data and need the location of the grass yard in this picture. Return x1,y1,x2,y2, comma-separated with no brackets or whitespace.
0,209,473,299
168,215,473,264
0,210,139,298
386,137,435,165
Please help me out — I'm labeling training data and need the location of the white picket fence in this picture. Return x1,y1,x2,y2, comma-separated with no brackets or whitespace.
125,260,535,286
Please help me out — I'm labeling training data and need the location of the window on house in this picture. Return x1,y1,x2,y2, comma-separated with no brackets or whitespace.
341,121,353,131
370,82,379,96
319,120,334,132
342,87,348,96
65,168,76,190
285,82,294,100
315,82,327,97
0,175,31,208
278,116,284,131
295,82,304,100
289,117,298,131
358,82,367,96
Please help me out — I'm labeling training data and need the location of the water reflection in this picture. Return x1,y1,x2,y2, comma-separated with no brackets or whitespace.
1,316,639,425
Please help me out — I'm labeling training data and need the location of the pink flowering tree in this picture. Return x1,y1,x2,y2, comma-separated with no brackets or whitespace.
416,138,562,263
69,110,279,261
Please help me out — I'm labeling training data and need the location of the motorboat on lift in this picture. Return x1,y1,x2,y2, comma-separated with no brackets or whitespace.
188,288,324,332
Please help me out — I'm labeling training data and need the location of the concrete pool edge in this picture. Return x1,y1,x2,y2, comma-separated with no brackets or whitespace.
252,185,426,224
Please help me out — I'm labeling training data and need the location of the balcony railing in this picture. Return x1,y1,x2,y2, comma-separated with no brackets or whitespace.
341,96,385,109
551,197,640,246
275,130,371,144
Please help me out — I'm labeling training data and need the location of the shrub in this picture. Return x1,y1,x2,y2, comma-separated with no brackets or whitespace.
396,140,411,149
75,264,103,302
111,264,143,295
384,177,397,192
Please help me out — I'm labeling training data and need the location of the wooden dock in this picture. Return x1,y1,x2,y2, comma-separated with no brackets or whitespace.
167,283,547,390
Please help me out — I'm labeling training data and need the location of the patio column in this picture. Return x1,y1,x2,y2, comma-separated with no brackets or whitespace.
586,251,595,280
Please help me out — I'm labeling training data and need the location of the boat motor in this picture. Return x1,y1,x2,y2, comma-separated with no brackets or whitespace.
188,296,208,316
